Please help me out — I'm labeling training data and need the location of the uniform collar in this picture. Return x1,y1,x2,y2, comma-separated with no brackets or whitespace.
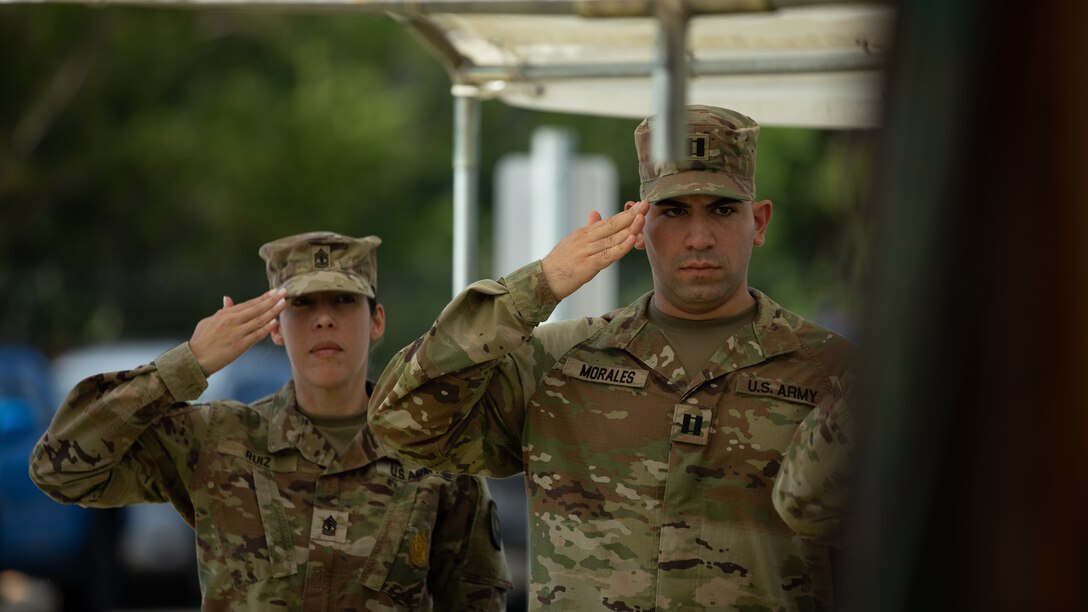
747,288,803,359
266,381,385,472
587,289,801,388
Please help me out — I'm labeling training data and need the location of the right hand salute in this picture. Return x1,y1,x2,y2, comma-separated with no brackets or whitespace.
189,288,287,376
541,200,649,301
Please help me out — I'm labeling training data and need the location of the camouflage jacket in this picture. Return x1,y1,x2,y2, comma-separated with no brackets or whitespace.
371,261,857,611
30,343,511,611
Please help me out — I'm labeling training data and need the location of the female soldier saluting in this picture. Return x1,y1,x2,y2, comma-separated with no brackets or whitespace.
31,231,511,611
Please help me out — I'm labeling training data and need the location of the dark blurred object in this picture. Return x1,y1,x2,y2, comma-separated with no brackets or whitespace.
0,345,119,611
50,340,200,609
847,1,1088,611
487,475,528,612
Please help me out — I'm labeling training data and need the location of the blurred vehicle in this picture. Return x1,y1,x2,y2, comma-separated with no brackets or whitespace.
46,339,292,609
0,345,118,611
487,475,529,611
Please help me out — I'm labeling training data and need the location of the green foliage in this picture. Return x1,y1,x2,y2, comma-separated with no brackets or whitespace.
0,4,871,369
1,6,456,364
750,128,875,335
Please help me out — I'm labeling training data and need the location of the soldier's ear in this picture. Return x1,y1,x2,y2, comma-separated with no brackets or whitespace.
270,318,285,346
752,199,773,246
369,303,386,342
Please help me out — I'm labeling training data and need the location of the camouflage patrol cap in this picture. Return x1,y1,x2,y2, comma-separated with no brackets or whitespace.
258,231,380,298
635,105,759,202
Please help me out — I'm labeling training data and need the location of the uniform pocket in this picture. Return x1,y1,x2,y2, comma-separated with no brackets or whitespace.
360,476,440,608
210,442,299,586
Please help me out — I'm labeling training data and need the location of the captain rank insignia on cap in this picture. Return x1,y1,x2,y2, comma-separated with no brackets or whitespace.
689,133,710,159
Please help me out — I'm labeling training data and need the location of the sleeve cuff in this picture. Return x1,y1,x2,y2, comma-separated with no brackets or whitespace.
156,343,209,402
501,260,559,324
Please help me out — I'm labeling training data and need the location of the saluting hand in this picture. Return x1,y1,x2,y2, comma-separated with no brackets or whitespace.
189,288,287,377
541,200,649,301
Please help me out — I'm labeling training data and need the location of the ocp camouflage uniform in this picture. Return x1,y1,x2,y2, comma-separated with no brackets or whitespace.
30,342,511,611
370,261,857,611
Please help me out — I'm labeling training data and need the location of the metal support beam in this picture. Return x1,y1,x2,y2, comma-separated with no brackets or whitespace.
452,90,481,296
461,52,884,81
0,0,889,16
652,0,689,163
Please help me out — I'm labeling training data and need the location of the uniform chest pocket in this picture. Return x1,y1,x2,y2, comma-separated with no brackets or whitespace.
358,476,441,609
209,441,299,586
708,377,820,476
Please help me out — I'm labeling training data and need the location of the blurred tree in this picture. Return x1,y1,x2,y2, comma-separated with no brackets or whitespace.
0,6,462,364
0,4,872,373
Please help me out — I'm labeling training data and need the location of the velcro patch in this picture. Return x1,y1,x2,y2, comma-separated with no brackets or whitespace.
562,358,648,388
312,245,330,268
372,458,433,482
311,509,349,544
735,375,821,406
672,404,712,446
216,440,297,472
689,133,710,159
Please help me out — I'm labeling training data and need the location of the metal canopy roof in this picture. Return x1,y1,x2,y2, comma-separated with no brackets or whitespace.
4,0,894,292
7,0,894,129
406,4,892,128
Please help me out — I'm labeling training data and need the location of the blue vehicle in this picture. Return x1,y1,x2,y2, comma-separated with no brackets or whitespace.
0,340,293,610
0,345,118,611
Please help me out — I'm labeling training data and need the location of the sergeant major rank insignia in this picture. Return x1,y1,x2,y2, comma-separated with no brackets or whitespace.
313,246,330,268
322,516,337,537
312,509,349,544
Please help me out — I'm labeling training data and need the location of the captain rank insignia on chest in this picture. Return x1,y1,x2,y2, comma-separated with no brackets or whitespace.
672,403,713,446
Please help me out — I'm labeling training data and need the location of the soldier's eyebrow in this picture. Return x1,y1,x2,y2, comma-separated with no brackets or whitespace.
709,198,747,208
653,199,691,208
653,198,745,209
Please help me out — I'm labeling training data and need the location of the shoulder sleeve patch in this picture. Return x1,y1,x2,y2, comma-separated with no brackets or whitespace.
487,499,502,551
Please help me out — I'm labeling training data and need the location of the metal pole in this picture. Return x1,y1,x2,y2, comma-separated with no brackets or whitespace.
452,90,481,296
528,127,575,320
652,0,689,164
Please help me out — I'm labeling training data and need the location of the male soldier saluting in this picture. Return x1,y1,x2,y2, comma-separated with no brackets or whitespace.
31,232,511,611
370,106,857,611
